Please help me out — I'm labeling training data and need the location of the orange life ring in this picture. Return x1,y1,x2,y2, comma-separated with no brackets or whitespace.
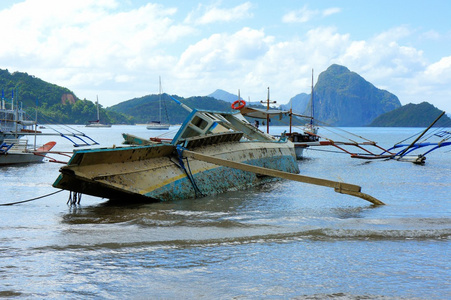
231,100,246,110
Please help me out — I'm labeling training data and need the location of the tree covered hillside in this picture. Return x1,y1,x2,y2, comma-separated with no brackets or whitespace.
369,102,451,127
0,69,131,124
109,94,233,124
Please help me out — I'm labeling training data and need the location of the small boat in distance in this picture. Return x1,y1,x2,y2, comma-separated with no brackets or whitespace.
146,121,169,130
147,77,170,130
86,96,111,128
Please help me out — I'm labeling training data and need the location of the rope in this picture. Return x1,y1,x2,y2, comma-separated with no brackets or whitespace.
306,147,350,154
176,145,204,198
0,189,63,206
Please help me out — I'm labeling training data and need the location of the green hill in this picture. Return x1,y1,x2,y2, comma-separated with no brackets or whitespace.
0,69,131,124
369,102,451,127
109,94,233,124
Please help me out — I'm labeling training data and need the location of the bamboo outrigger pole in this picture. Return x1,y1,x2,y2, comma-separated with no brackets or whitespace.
396,110,445,159
181,149,385,206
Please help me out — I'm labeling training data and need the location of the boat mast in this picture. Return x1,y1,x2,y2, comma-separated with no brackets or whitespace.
260,87,276,134
34,97,38,149
96,95,100,122
310,69,314,126
289,102,293,135
13,89,18,138
159,76,162,123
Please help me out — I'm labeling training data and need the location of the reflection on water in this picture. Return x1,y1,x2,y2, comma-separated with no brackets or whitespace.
0,126,450,299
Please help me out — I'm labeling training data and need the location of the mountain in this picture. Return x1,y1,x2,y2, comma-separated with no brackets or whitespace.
284,65,402,126
209,89,241,103
369,102,451,127
109,94,233,124
209,89,265,106
281,93,310,115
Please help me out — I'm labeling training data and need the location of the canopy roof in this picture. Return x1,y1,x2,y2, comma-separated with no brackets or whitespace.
238,106,312,120
239,106,289,120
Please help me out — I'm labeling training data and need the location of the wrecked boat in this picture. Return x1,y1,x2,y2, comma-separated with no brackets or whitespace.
53,98,300,202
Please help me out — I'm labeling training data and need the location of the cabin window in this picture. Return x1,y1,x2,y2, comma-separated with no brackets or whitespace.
191,116,208,130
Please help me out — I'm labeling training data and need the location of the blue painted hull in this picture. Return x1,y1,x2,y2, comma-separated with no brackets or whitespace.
53,141,299,202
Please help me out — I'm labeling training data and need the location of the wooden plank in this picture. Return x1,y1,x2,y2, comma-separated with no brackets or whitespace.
182,149,385,206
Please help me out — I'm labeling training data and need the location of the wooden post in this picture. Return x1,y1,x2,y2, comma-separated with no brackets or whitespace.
260,87,276,134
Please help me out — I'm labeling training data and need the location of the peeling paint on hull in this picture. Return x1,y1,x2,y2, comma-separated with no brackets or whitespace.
53,141,298,202
54,107,301,203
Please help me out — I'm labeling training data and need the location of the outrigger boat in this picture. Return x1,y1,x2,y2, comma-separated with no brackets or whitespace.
0,90,36,143
0,139,56,165
294,110,450,164
231,87,319,160
1,89,99,165
53,96,384,206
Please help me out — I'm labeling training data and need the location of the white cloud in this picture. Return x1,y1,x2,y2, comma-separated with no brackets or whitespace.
282,5,341,23
282,6,316,23
173,27,273,96
0,0,192,99
0,1,449,112
185,2,253,25
322,7,341,17
420,30,441,40
424,56,451,82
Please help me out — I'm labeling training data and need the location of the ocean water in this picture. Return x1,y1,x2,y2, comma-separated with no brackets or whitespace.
0,125,449,299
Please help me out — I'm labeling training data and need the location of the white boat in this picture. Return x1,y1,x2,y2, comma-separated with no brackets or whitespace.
86,96,111,128
146,77,170,130
0,138,56,165
0,92,38,143
146,122,170,130
0,89,99,164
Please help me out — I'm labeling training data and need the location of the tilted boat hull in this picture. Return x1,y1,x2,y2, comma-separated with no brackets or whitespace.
53,141,298,202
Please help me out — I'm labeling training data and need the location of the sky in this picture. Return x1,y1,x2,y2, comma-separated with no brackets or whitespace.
0,0,450,112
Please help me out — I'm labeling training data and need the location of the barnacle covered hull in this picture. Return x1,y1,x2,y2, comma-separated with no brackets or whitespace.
53,137,298,202
53,105,300,202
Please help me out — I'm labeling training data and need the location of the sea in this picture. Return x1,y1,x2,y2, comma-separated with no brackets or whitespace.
0,125,449,299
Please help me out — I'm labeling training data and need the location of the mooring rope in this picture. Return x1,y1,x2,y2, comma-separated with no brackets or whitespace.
0,189,64,206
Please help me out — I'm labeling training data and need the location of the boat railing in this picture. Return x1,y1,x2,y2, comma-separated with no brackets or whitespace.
1,139,30,153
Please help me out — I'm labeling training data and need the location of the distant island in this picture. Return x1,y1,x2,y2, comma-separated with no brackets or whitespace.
212,65,448,127
1,65,448,127
281,64,402,126
369,102,451,127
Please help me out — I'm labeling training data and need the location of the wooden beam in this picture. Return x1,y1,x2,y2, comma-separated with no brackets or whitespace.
182,149,385,206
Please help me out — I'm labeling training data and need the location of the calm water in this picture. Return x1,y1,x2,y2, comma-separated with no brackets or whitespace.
0,125,450,299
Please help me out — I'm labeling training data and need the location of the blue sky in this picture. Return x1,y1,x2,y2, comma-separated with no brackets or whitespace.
0,0,450,113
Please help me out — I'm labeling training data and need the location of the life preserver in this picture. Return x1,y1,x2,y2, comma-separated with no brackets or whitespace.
231,100,246,110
